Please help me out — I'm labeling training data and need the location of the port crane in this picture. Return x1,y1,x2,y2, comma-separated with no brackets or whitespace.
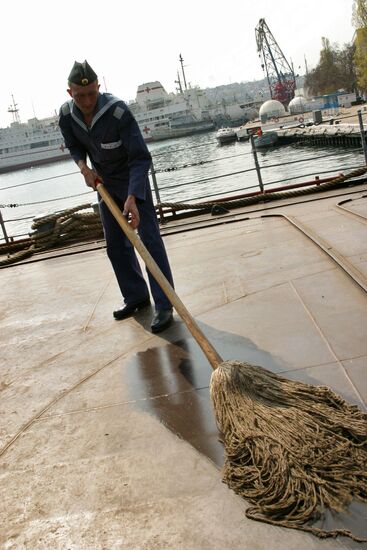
255,18,296,105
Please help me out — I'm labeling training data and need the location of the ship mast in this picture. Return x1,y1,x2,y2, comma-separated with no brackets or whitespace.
175,71,183,94
179,54,188,91
8,94,21,123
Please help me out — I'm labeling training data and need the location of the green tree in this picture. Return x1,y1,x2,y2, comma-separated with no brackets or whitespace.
352,0,367,94
352,0,367,26
338,43,357,92
305,38,356,95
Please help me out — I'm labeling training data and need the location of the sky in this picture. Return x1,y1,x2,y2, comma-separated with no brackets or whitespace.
0,0,356,128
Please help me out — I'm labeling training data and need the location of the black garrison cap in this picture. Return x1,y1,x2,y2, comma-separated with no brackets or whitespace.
68,60,97,86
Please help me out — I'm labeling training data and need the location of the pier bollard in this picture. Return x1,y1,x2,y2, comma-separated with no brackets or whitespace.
250,134,264,194
357,110,367,164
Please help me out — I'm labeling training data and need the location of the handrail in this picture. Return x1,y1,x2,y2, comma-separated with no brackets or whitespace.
258,149,362,171
0,171,80,191
263,164,365,187
0,144,361,193
1,125,366,242
1,164,366,235
3,157,362,213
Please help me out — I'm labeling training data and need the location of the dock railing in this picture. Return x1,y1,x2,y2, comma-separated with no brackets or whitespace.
358,110,367,164
1,120,367,244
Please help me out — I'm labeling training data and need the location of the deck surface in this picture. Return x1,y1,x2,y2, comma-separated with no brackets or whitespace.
1,182,367,549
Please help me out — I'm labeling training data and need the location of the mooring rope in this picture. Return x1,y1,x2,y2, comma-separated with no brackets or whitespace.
1,166,366,267
158,166,367,213
0,203,104,266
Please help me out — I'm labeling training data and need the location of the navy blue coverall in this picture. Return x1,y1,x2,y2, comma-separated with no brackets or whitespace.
59,92,174,310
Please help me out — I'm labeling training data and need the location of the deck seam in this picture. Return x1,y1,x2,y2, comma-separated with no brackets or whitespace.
35,385,210,421
288,281,366,406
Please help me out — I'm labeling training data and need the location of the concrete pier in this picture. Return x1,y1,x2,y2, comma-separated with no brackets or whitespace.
243,104,367,149
276,123,365,147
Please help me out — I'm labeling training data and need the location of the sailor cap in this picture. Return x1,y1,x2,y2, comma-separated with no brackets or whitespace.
68,60,97,86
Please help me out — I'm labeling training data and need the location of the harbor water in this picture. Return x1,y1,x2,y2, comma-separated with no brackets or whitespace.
0,129,364,240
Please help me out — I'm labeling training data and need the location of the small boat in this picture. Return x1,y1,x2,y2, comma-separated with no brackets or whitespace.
253,131,279,149
236,125,251,141
216,127,237,145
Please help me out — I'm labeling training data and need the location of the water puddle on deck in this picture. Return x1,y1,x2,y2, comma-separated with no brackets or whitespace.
125,319,367,541
125,321,283,469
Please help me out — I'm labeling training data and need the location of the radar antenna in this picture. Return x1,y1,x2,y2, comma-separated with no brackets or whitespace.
255,18,295,106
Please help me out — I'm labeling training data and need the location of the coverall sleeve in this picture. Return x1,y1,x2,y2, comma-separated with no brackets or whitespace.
58,111,88,164
118,109,152,201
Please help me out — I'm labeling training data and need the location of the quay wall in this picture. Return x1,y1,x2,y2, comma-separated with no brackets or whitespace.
276,124,366,148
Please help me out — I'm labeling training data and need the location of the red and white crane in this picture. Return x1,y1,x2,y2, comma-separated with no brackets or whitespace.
255,18,296,106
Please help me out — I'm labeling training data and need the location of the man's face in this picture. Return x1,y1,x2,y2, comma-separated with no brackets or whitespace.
67,81,100,117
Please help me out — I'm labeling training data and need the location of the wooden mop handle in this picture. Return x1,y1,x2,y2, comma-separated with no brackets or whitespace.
97,184,223,370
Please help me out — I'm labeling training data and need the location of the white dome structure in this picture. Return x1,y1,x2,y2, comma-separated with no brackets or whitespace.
288,96,307,114
259,99,286,120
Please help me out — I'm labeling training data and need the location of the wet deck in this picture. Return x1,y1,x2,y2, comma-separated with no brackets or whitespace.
1,182,367,548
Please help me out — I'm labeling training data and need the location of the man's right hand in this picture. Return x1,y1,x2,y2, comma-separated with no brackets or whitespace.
78,161,99,190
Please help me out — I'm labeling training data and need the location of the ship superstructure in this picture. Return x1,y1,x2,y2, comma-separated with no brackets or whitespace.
129,81,214,142
0,100,68,174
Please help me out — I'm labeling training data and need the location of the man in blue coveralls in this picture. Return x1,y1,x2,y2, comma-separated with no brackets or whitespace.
59,60,174,333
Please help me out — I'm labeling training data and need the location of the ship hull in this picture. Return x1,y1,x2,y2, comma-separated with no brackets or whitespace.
0,147,70,174
145,122,215,142
0,112,70,175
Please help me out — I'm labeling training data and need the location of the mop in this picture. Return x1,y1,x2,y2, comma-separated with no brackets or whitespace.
98,183,367,542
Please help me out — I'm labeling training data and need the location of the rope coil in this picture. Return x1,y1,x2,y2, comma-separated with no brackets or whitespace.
0,203,104,266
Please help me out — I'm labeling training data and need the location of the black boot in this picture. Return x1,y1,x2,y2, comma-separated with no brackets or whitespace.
151,309,173,333
113,297,150,320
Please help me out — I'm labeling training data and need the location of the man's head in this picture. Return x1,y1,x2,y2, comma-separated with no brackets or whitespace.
67,60,100,117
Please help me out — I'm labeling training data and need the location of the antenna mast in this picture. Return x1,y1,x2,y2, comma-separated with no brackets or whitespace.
8,95,21,123
179,54,188,91
255,18,295,106
175,71,183,94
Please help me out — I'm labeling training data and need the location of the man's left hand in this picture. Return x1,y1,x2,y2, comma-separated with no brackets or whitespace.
123,195,140,229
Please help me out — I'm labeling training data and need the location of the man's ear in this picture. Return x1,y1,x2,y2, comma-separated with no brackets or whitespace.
67,88,72,98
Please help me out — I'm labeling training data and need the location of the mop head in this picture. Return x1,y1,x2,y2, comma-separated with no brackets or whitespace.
210,360,367,541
